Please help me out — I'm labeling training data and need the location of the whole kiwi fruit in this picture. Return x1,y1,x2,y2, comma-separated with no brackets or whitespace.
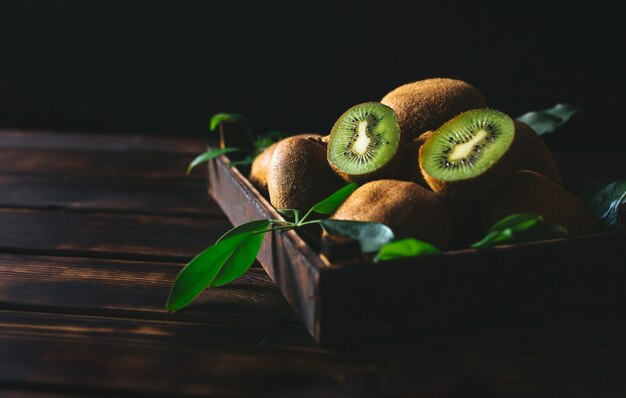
481,170,597,236
331,179,454,248
268,136,342,210
400,130,433,187
381,78,487,143
327,102,403,183
250,133,323,193
511,121,562,184
419,108,517,202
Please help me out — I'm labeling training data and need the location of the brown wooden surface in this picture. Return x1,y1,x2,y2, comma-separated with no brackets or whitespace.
1,129,626,397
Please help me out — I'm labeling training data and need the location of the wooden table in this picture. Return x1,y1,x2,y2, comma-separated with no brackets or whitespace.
0,129,625,397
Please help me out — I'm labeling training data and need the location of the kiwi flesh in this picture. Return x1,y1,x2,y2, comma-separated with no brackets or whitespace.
381,78,487,143
419,108,516,202
327,102,402,183
481,170,597,236
249,133,322,194
268,136,342,210
331,179,454,248
511,121,562,184
399,130,433,187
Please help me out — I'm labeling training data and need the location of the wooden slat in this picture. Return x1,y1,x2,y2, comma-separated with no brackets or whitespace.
0,148,206,181
1,308,626,397
0,175,222,217
0,254,293,325
0,209,231,261
0,129,206,154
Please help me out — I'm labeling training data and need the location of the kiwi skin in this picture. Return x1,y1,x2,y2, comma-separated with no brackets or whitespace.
268,136,343,210
481,170,597,236
399,130,433,187
511,121,563,185
418,112,516,203
249,134,323,194
331,179,454,249
381,78,487,143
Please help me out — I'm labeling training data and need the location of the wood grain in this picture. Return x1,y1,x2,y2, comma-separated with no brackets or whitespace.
0,175,222,217
0,148,207,181
0,129,206,154
0,208,231,261
0,254,293,326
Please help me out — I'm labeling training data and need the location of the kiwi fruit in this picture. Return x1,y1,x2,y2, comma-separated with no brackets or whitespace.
511,121,562,184
331,179,454,248
381,78,487,143
399,130,434,187
419,108,516,202
327,102,402,183
268,136,342,210
481,170,597,236
249,133,323,193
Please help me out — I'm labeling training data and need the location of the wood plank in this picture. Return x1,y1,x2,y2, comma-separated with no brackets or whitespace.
0,254,293,325
0,175,222,217
0,148,206,181
0,311,371,397
0,209,231,261
0,129,206,154
1,308,626,397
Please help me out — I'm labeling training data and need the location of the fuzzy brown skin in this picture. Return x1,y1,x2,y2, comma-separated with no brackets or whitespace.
511,121,562,184
399,131,433,187
331,179,454,249
481,170,597,236
268,136,342,210
250,134,323,194
381,78,486,143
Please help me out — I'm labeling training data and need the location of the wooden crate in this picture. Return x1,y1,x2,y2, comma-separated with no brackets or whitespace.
207,125,626,343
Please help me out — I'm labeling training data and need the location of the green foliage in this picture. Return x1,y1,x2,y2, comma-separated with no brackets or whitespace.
186,147,241,175
517,103,580,135
320,219,395,253
471,213,567,249
588,181,626,230
374,238,440,262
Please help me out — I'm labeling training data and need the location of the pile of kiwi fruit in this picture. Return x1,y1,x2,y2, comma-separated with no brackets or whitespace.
249,77,597,251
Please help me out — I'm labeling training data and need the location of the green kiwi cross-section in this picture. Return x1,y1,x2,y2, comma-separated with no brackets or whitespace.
328,102,401,183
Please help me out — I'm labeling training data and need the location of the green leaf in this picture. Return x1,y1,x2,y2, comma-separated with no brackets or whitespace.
517,103,581,135
166,231,258,312
186,147,240,175
471,213,567,249
374,238,440,262
320,219,395,253
254,131,283,152
210,224,269,287
588,181,626,230
217,220,272,243
209,113,246,132
276,208,300,223
309,183,358,215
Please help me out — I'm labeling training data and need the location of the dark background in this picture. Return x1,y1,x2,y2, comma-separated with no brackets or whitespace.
0,1,622,150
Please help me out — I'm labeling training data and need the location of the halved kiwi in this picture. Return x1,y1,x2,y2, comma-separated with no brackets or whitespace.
419,108,515,201
327,102,402,183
